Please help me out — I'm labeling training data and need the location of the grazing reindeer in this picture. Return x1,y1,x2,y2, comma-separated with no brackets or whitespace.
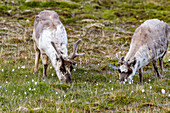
33,10,85,83
116,19,170,83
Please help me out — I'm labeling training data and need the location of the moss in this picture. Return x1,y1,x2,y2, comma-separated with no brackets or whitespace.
64,18,76,24
102,9,117,20
71,0,81,2
50,83,70,91
22,1,79,9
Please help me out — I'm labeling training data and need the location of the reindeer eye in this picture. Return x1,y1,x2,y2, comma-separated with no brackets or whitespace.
128,68,132,74
56,58,59,61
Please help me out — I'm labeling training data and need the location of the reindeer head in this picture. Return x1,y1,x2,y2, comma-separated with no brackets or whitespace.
51,39,85,83
116,52,136,82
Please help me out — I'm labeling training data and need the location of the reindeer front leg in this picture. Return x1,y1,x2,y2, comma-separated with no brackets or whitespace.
41,53,48,78
34,42,40,73
139,68,143,83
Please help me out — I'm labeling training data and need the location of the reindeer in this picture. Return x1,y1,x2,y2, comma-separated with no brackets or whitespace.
32,10,85,83
116,19,170,83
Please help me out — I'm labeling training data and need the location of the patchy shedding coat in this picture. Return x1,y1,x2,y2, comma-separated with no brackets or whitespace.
117,19,169,83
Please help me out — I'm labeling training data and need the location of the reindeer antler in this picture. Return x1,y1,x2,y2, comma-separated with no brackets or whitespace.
116,52,124,64
69,39,85,60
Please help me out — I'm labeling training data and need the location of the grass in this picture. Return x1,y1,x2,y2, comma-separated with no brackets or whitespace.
0,0,170,112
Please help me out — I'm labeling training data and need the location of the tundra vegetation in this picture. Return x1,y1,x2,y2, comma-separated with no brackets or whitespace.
0,0,170,112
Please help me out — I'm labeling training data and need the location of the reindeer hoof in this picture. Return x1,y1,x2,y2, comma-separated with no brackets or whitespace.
160,76,165,79
43,75,47,79
34,70,38,74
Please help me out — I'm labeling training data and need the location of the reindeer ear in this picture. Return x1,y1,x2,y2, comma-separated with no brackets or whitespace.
35,15,40,22
127,57,136,66
131,58,136,66
118,68,121,73
121,57,124,62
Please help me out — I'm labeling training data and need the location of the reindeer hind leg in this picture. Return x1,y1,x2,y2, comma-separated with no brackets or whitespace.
152,60,162,78
41,53,48,78
159,57,165,79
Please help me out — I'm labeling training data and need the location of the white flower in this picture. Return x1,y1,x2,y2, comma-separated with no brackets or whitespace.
50,66,52,69
128,81,131,84
35,93,36,95
125,79,127,82
123,81,125,85
35,82,37,85
24,92,27,95
150,86,152,89
18,67,20,69
0,86,2,88
58,96,60,99
32,79,34,82
56,92,58,94
21,66,25,69
111,88,113,90
25,75,27,77
1,69,4,72
96,83,98,86
71,100,74,103
6,81,8,84
13,90,15,92
51,73,54,76
149,79,151,82
43,79,45,82
144,97,145,98
85,82,86,84
161,89,165,94
109,80,111,83
131,91,134,93
64,95,66,97
28,81,30,84
98,63,100,66
6,90,7,92
142,89,145,93
33,88,36,91
29,88,31,90
26,97,27,99
73,69,76,71
168,94,170,97
25,57,27,59
12,69,15,72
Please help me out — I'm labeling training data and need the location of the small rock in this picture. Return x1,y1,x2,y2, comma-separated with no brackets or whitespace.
85,23,104,29
100,92,112,96
15,106,28,112
81,19,96,23
31,107,41,111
